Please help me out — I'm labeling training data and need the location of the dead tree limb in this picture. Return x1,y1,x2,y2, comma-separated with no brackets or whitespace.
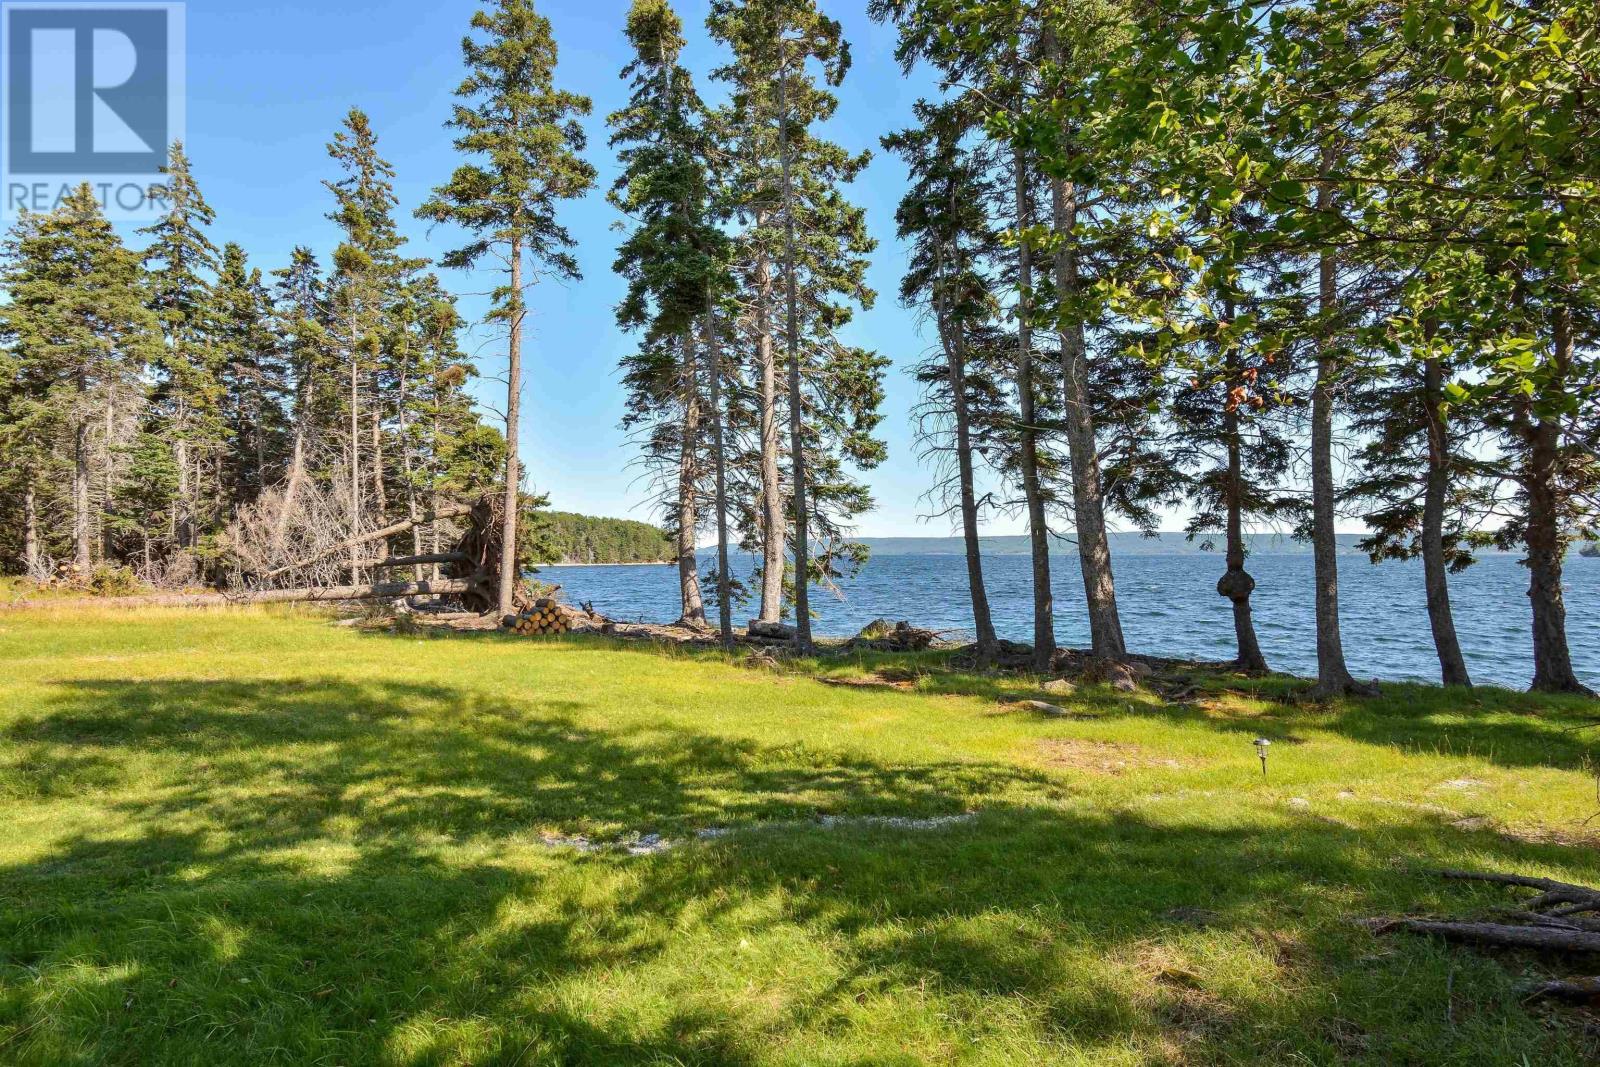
1361,917,1600,953
1437,869,1600,912
364,553,471,570
263,504,475,579
3,580,472,611
1526,976,1600,1002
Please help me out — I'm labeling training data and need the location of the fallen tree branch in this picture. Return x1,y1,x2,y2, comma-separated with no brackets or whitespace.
263,504,475,579
1362,917,1600,953
2,580,472,611
362,552,471,570
1525,976,1600,1002
1437,869,1600,912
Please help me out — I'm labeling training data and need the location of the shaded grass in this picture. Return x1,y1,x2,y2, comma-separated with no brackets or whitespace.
1,606,1598,1065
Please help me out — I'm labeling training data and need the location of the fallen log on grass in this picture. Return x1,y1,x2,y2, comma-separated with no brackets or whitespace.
2,580,472,611
1361,917,1600,953
1437,868,1600,914
1364,869,1600,1007
1527,976,1600,1002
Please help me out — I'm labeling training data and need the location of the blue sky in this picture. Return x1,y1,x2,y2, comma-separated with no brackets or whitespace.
163,0,1053,537
156,0,1045,538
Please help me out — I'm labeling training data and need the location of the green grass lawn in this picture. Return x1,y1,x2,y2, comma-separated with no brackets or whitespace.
2,606,1598,1065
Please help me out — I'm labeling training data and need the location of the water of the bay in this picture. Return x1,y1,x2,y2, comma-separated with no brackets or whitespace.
537,542,1599,690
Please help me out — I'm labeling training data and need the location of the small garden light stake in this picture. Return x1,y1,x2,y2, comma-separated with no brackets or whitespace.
1254,738,1271,777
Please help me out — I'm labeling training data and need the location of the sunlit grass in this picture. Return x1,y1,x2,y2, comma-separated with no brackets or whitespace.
1,606,1597,1064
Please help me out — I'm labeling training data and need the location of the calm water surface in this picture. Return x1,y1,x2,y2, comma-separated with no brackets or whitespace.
538,550,1600,690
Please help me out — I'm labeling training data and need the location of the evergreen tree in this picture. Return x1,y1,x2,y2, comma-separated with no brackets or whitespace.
419,0,597,617
215,243,288,507
0,187,160,570
325,108,410,563
886,98,1000,665
106,431,181,573
1347,306,1488,687
709,0,887,649
270,246,336,553
872,0,1065,670
608,0,727,630
140,142,221,554
0,243,62,576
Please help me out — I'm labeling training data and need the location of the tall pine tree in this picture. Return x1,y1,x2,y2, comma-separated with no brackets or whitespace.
419,0,597,617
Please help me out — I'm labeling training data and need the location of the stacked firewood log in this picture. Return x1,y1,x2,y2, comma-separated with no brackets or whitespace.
505,598,572,637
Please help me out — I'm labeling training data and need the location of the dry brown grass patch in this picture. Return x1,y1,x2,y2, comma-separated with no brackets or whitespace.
1038,738,1191,775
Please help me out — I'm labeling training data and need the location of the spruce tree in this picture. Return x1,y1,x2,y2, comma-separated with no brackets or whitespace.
0,224,62,576
419,0,597,617
140,142,221,553
608,0,727,630
872,0,1063,669
326,108,409,566
709,0,886,650
0,186,160,569
886,99,1000,665
269,246,335,553
214,243,288,506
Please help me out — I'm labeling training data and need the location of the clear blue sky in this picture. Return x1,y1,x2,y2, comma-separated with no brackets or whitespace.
169,0,1088,537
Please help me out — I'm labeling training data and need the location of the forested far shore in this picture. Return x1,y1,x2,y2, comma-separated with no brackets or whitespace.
534,512,673,565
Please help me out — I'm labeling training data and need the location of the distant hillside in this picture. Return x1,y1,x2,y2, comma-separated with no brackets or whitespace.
535,512,673,565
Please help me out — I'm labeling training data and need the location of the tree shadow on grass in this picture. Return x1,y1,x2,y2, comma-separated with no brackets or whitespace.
530,633,1600,774
3,672,1597,1064
5,676,1057,847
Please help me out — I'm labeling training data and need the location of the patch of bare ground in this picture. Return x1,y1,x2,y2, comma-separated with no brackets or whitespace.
818,672,917,692
1131,943,1238,1055
1038,738,1191,775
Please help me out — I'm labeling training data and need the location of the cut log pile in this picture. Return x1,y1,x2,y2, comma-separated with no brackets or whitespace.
504,598,575,637
1364,869,1600,1004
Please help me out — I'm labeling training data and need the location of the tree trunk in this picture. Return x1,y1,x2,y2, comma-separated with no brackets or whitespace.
1012,137,1055,672
706,297,734,648
72,380,92,569
499,235,524,618
348,326,362,579
1222,412,1260,675
677,334,707,627
1522,303,1590,694
938,290,998,667
1048,168,1124,660
430,410,442,582
755,246,786,625
398,367,422,580
275,428,306,555
174,424,192,549
101,383,116,560
1421,345,1471,686
371,403,387,530
1220,329,1268,673
21,477,39,576
275,367,313,554
1308,158,1370,698
778,58,813,653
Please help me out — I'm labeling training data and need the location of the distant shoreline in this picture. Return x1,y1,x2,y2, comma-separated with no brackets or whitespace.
536,560,674,568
